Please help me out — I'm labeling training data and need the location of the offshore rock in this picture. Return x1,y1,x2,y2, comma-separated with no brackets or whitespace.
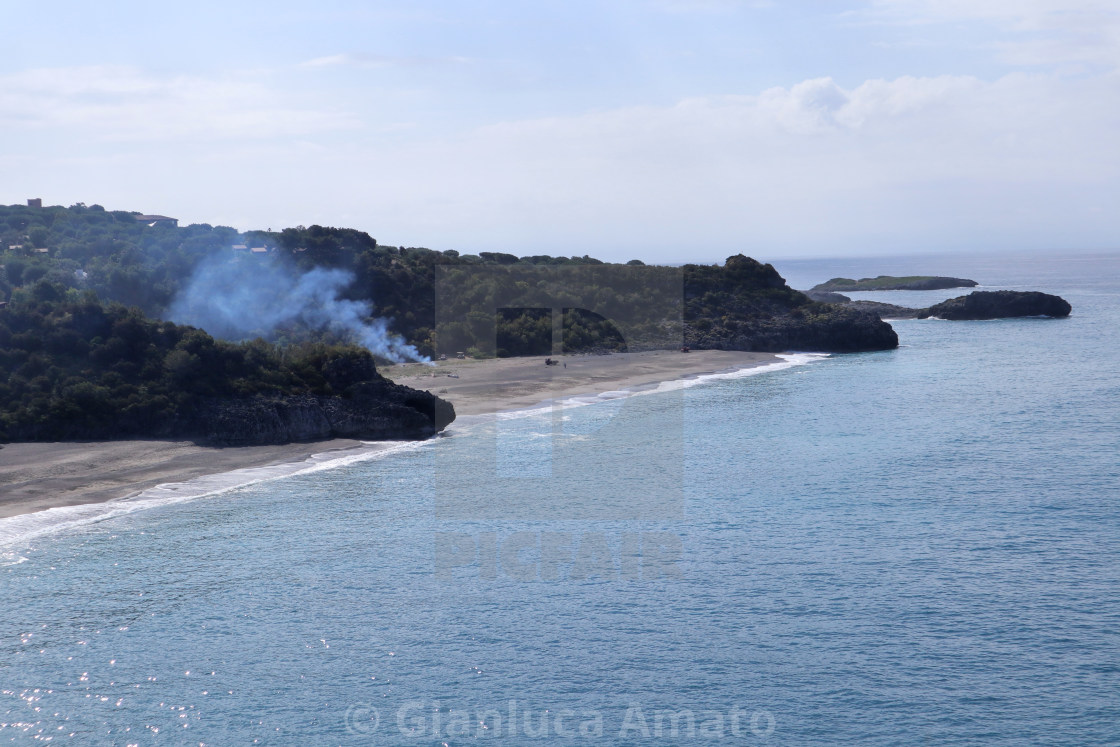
918,291,1072,321
812,276,979,292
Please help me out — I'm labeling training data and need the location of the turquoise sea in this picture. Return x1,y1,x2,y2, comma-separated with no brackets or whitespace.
2,252,1119,745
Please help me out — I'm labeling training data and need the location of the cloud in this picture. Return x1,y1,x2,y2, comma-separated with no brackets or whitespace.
863,0,1120,69
300,53,472,69
0,65,359,142
324,70,1119,255
653,0,775,12
5,61,1117,258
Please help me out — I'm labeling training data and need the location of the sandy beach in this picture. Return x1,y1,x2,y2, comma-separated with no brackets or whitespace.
0,349,779,521
386,349,780,416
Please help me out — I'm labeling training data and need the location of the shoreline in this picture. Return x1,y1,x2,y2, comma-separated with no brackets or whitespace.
0,349,790,539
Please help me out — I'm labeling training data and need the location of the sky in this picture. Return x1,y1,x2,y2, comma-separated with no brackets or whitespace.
2,0,1118,262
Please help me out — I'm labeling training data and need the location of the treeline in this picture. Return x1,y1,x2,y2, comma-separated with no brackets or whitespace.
1,202,897,363
0,203,646,358
0,286,389,441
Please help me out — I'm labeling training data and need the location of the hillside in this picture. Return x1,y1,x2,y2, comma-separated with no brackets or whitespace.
0,291,454,443
0,202,898,360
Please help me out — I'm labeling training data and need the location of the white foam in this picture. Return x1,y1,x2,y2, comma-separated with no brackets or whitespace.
0,550,28,566
0,439,431,550
462,352,829,426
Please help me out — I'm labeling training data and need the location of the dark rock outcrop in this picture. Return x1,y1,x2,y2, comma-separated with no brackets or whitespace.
686,305,899,353
918,290,1071,320
683,256,899,353
803,290,851,303
845,300,923,319
188,380,455,446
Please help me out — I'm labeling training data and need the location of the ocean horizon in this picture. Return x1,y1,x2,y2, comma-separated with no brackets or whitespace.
2,251,1118,745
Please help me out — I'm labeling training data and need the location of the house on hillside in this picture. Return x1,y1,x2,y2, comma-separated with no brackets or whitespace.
134,214,179,227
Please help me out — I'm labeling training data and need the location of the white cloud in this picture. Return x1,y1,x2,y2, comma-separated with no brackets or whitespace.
653,0,775,12
5,62,1118,258
864,0,1120,69
326,71,1120,255
300,53,472,69
0,66,359,142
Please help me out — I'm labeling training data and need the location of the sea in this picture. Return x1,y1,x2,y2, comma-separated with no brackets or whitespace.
1,251,1118,746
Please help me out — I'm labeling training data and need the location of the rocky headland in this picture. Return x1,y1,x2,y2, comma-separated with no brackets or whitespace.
684,255,899,353
188,380,455,446
0,295,455,446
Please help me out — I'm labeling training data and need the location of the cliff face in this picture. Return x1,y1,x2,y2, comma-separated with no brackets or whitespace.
684,256,899,353
918,291,1072,320
685,305,899,353
188,380,456,446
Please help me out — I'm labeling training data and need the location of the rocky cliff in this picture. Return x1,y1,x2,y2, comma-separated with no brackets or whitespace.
918,291,1072,320
684,256,899,353
188,380,456,446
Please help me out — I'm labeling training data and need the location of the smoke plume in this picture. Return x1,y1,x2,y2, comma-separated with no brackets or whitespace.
166,254,430,364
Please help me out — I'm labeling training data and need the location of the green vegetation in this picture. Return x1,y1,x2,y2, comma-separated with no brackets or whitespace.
811,275,978,292
0,288,391,441
1,202,895,358
0,203,638,359
0,201,898,440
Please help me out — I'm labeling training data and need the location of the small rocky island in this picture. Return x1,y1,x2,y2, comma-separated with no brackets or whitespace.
812,275,979,292
918,290,1072,320
801,289,1072,322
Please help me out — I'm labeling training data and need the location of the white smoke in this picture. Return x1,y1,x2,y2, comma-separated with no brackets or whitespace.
166,254,430,364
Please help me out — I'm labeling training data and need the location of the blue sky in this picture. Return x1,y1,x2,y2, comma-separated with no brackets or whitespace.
3,0,1118,261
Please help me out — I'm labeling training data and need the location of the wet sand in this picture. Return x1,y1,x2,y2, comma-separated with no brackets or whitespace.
0,439,365,520
0,350,779,520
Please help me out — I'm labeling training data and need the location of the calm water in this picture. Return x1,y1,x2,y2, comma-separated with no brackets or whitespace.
2,252,1119,745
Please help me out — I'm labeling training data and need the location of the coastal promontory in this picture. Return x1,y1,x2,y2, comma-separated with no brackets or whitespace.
0,293,454,445
0,203,904,448
684,256,899,353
